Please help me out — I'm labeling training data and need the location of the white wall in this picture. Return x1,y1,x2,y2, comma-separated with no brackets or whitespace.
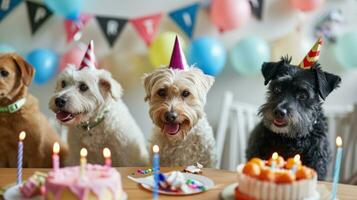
0,0,357,138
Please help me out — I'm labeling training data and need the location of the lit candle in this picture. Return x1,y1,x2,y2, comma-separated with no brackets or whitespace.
332,136,343,200
103,148,112,167
80,148,87,178
291,154,300,174
17,131,26,185
271,152,278,170
52,142,60,172
153,145,160,200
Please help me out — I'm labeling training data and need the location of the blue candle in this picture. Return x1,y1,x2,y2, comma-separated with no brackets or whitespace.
332,136,343,200
153,145,160,200
271,152,278,170
17,131,26,185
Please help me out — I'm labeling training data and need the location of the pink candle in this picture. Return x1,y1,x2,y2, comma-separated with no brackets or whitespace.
52,142,60,172
103,148,112,167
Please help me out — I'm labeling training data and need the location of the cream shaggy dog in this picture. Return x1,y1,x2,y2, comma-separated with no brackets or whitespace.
143,67,216,167
49,65,148,166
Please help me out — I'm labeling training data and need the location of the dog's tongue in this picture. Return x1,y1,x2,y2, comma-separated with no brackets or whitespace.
56,111,73,122
164,123,180,135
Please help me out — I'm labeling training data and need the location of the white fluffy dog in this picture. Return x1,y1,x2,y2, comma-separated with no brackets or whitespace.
143,67,216,167
49,65,149,166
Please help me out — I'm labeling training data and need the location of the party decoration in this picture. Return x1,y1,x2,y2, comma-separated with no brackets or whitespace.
0,43,16,53
130,13,163,46
59,44,85,71
314,9,344,43
26,1,53,35
229,36,270,75
44,0,83,19
0,0,22,22
96,15,128,47
210,0,251,32
169,36,188,70
249,0,264,20
187,36,226,76
334,31,357,69
79,40,97,70
299,37,322,69
291,0,324,12
64,13,92,43
148,32,185,68
26,48,58,84
169,3,200,38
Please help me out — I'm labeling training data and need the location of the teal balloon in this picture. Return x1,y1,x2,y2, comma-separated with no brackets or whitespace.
335,31,357,69
187,37,226,76
230,36,270,75
44,0,82,18
26,49,59,85
0,44,16,53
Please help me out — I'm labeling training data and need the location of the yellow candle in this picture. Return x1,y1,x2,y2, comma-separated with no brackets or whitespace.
80,148,87,177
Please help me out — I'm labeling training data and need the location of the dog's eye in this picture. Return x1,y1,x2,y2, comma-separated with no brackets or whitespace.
157,89,166,97
182,90,190,98
273,86,281,94
61,80,66,88
79,83,89,92
297,92,308,100
0,70,9,77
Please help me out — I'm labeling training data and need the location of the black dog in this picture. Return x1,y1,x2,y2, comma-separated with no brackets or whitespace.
246,57,341,180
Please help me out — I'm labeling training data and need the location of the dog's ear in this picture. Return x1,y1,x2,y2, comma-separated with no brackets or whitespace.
98,70,123,100
194,68,214,93
11,54,35,86
262,62,280,85
142,72,154,102
315,69,341,100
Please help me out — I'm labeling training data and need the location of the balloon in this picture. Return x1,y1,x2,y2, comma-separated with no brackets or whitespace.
210,0,251,31
44,0,83,18
230,36,270,75
0,44,16,53
291,0,324,12
26,49,59,85
148,32,186,68
59,45,86,71
187,37,226,76
335,31,357,69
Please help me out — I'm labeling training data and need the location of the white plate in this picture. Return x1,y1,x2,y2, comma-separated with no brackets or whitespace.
3,185,41,200
128,173,214,196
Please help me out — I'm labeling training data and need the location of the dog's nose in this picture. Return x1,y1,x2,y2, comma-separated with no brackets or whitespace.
165,111,177,123
273,108,287,118
55,97,67,108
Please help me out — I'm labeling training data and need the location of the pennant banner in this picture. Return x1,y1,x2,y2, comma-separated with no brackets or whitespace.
96,16,127,47
0,0,22,22
130,13,162,46
64,13,92,43
169,3,199,38
249,0,264,20
26,0,52,35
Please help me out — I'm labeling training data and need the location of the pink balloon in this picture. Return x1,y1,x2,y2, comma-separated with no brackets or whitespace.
59,45,85,71
210,0,251,31
291,0,324,12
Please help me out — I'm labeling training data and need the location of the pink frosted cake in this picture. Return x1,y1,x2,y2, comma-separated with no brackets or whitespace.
44,164,125,200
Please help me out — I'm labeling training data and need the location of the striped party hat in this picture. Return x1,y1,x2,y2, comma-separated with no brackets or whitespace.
169,36,188,70
79,40,97,70
299,37,323,69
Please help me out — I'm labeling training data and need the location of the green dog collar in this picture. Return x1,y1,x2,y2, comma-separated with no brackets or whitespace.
0,98,26,113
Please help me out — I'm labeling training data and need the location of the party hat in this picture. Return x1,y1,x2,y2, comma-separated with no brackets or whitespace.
79,40,97,70
299,37,323,69
169,36,188,70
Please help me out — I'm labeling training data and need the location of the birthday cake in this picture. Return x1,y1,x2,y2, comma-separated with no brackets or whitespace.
44,164,125,200
236,157,318,200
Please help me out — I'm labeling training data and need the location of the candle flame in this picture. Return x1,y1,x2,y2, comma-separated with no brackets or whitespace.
153,145,159,153
336,136,342,147
53,142,60,154
103,148,111,158
19,131,26,141
294,154,300,162
80,148,87,157
272,152,278,160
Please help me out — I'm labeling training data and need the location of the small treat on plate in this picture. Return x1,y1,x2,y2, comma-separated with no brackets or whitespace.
20,172,47,198
184,163,203,174
158,171,190,193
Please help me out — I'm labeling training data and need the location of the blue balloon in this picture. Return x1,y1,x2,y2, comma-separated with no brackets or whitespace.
187,37,226,76
335,31,357,69
26,49,58,85
44,0,83,18
230,36,270,75
0,44,16,53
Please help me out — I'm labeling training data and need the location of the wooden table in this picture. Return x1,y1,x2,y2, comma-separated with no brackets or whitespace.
1,167,356,200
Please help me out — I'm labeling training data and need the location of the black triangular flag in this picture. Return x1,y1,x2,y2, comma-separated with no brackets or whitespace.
249,0,264,20
96,16,128,47
26,0,52,35
0,0,22,22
